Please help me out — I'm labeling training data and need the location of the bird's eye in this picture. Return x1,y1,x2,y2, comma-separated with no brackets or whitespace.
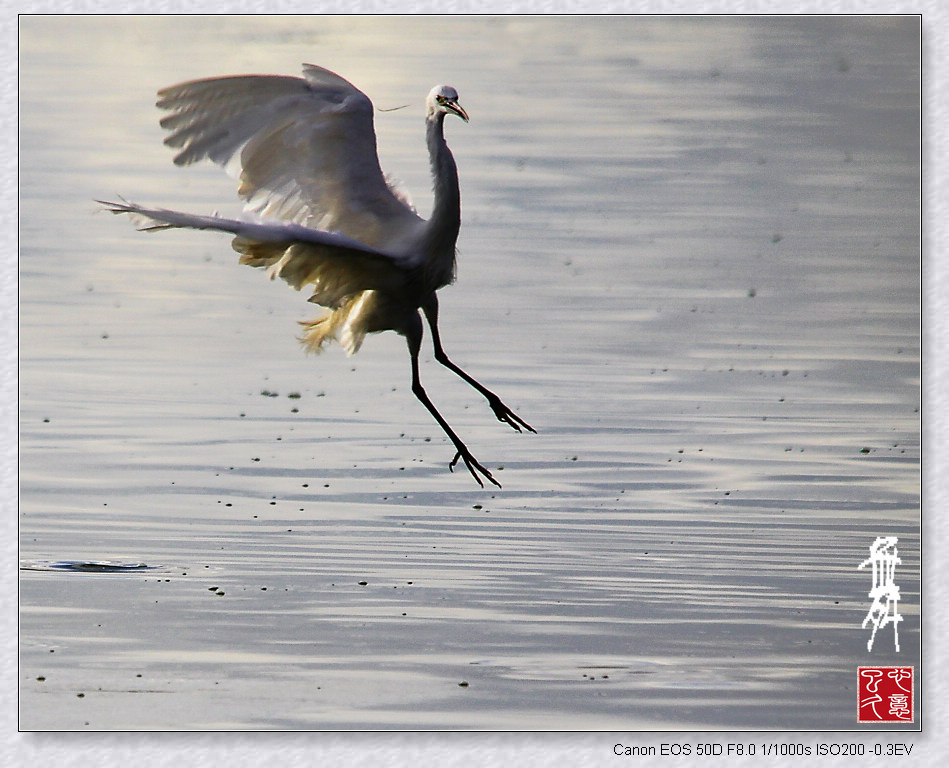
436,95,447,105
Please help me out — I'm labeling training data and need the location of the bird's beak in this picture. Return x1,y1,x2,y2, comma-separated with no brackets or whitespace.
448,100,469,123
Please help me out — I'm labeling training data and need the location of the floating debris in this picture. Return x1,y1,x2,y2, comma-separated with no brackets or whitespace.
20,560,155,574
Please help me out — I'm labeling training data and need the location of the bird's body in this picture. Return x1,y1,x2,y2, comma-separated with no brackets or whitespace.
103,64,533,487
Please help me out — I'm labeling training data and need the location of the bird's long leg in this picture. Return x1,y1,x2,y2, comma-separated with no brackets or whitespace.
406,314,501,488
422,294,535,434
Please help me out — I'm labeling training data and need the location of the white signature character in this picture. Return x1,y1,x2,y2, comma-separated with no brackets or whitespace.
858,536,902,652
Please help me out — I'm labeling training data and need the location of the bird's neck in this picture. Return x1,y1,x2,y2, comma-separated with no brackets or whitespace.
425,113,461,251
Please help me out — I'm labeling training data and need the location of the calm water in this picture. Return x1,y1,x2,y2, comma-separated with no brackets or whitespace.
18,16,919,731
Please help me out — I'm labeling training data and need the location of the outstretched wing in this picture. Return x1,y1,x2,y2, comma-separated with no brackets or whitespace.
100,200,410,309
156,64,423,249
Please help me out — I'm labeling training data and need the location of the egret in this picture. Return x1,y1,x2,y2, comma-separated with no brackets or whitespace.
101,64,534,487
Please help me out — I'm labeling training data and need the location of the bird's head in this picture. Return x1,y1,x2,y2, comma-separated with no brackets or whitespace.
427,85,469,123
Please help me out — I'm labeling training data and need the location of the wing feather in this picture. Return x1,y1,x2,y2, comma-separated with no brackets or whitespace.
100,200,410,309
155,64,423,249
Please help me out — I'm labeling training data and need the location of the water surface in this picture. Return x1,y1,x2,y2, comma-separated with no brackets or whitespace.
19,16,919,730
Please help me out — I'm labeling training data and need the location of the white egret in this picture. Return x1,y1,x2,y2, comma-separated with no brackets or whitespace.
102,64,534,487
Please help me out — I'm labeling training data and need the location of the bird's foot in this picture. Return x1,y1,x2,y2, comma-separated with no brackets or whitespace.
450,449,502,488
487,395,536,434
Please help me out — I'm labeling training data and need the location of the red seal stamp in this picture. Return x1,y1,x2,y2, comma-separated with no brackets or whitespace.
858,666,914,723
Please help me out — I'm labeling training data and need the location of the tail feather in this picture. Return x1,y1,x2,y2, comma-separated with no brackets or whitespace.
298,312,342,354
298,291,374,355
